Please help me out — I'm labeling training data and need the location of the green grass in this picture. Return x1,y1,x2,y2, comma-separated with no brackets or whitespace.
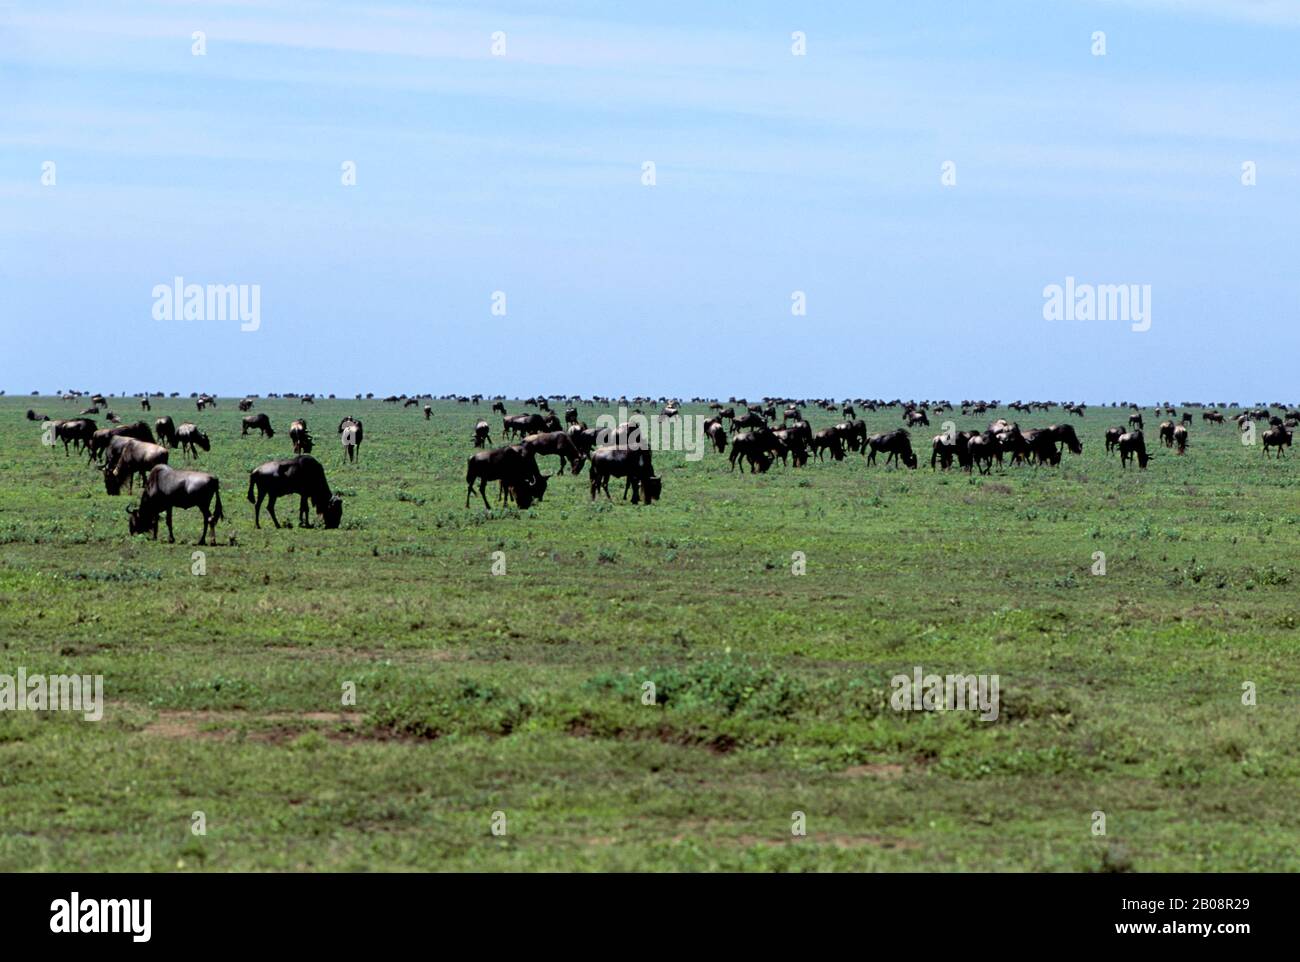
1,395,1297,871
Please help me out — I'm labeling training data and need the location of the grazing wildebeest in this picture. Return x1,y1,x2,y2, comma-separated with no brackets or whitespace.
54,418,96,456
1104,426,1124,453
1181,412,1193,425
1118,430,1150,469
1158,421,1175,448
905,409,930,428
247,455,343,528
1202,411,1224,424
731,411,766,433
473,419,492,448
103,438,169,495
492,401,507,416
836,420,868,454
89,421,153,462
176,422,210,459
238,398,254,412
588,445,661,504
966,431,999,474
1173,424,1188,454
503,413,547,440
729,429,787,473
290,418,313,455
140,397,151,411
866,430,918,468
811,428,845,461
1262,425,1293,457
705,418,728,453
931,431,973,470
465,446,547,509
522,431,586,474
1128,412,1144,431
338,417,364,462
154,416,177,448
126,465,224,544
241,413,275,438
196,394,217,411
423,405,432,420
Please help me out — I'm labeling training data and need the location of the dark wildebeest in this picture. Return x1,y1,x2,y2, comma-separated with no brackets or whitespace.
423,405,432,420
176,422,210,459
1158,421,1175,448
522,431,586,475
731,411,766,433
1202,411,1224,424
588,445,661,504
729,429,787,473
89,421,153,462
1262,425,1293,457
770,427,808,467
465,446,548,509
905,409,930,428
1181,412,1193,425
473,419,492,448
238,398,254,412
247,455,343,529
140,397,151,411
1104,426,1124,453
966,431,999,474
339,417,363,462
241,413,275,437
866,429,918,468
25,409,49,422
54,418,96,456
154,416,178,448
80,406,99,415
565,407,579,426
705,418,728,453
492,401,507,416
811,428,845,461
503,413,546,440
126,465,224,545
290,419,313,455
103,438,169,495
1118,430,1150,469
835,420,868,454
931,431,973,470
196,394,217,411
1128,412,1144,431
1173,424,1188,454
1023,423,1082,465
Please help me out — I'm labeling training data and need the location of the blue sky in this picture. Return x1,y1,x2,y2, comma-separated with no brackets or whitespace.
1,0,1297,401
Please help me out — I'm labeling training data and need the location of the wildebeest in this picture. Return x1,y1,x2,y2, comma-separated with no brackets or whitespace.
465,446,548,509
1173,424,1188,454
53,418,96,456
103,438,169,495
704,418,728,453
1118,430,1150,469
1158,421,1175,448
88,421,153,462
290,419,313,454
247,455,343,528
931,430,973,470
503,413,547,440
140,397,151,411
866,429,918,468
176,422,210,459
588,445,661,504
473,419,492,448
811,428,845,461
1202,411,1224,424
1262,425,1293,457
522,431,586,475
835,420,868,454
1104,426,1124,453
339,417,363,462
729,429,787,472
492,401,507,416
1128,412,1144,431
905,409,930,428
731,411,766,433
241,413,275,438
126,465,224,544
196,394,217,411
154,416,177,448
238,398,254,412
423,405,432,420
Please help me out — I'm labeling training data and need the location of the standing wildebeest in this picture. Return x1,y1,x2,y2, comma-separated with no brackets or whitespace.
1262,425,1293,457
290,418,313,454
1128,412,1144,431
731,411,766,433
1104,426,1124,453
1202,411,1224,424
154,416,177,448
247,455,343,529
729,429,787,473
1118,430,1151,469
103,438,169,495
238,398,254,412
866,430,918,468
905,409,930,428
705,418,728,453
565,407,579,426
491,401,507,416
88,421,153,462
836,420,868,454
126,465,224,545
1158,421,1175,448
339,417,363,462
423,405,432,420
1022,423,1083,465
931,431,973,470
241,413,275,438
53,418,96,456
811,428,845,461
465,446,548,509
196,394,217,411
1173,424,1188,454
140,397,151,411
588,446,661,504
503,413,546,440
523,431,586,474
473,419,492,448
176,422,210,459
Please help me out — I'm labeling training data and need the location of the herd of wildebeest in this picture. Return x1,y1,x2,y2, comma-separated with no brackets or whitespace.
17,389,1299,544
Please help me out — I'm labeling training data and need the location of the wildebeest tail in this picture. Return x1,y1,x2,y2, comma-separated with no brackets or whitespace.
247,473,257,504
213,486,224,523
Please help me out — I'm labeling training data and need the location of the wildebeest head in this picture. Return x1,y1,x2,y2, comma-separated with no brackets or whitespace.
125,502,151,536
321,494,343,529
903,451,919,469
641,475,663,503
103,467,122,496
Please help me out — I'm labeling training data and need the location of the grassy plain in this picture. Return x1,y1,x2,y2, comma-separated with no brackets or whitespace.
1,395,1297,871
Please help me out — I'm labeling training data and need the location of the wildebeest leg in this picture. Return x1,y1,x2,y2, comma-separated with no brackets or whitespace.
267,495,281,528
300,494,311,527
254,488,265,528
479,479,491,510
165,508,175,543
198,506,210,545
